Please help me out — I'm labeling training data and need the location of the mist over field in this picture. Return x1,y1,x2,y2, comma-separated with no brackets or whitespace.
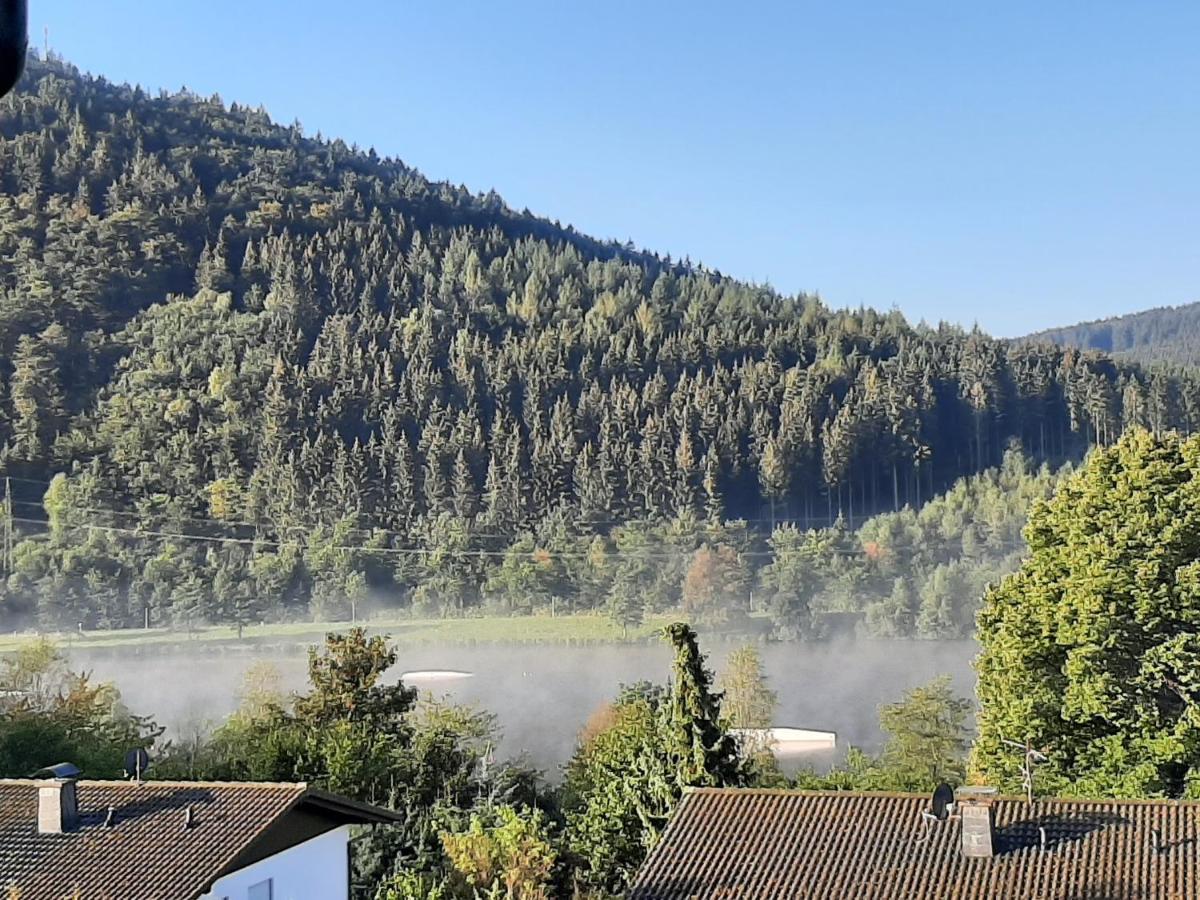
69,637,977,774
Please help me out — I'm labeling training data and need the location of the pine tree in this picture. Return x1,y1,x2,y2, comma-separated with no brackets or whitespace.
605,566,645,638
672,429,699,518
451,449,477,519
718,645,777,730
700,449,724,524
565,626,743,893
574,441,611,524
7,336,65,463
759,437,789,523
877,676,970,791
423,456,449,515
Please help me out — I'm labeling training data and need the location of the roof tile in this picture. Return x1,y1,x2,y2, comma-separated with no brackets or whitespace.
629,789,1200,899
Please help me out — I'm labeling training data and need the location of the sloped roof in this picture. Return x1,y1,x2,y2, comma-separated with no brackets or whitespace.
629,788,1200,900
0,779,399,900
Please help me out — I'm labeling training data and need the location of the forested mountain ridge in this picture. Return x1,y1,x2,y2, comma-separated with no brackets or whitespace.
1025,300,1200,368
0,56,1195,634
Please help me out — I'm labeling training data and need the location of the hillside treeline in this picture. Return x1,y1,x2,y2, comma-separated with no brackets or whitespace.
1027,300,1200,368
0,58,1191,632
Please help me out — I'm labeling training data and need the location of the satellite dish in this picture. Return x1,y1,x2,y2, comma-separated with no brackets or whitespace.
0,0,27,99
35,762,82,780
124,748,151,781
931,782,955,821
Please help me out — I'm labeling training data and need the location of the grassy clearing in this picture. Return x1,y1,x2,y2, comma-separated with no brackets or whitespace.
0,613,682,654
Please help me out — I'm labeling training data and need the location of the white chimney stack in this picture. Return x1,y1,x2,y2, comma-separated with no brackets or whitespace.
956,786,998,859
35,763,81,834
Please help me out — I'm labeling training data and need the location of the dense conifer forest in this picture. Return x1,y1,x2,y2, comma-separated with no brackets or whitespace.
1028,300,1200,368
0,56,1195,635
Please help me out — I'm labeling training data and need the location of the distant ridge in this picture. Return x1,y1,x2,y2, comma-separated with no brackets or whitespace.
1025,301,1200,368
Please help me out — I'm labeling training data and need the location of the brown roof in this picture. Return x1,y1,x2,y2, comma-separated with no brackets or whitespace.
629,788,1200,900
0,779,400,900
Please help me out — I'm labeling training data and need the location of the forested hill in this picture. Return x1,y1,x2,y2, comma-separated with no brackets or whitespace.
1026,301,1200,368
0,56,1197,633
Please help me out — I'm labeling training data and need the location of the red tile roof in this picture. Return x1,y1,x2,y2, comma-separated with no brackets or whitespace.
0,779,398,900
629,788,1200,900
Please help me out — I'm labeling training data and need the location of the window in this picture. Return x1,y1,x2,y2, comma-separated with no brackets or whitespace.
248,880,272,900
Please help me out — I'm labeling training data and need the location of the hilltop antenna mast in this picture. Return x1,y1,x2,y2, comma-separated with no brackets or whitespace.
1002,738,1048,805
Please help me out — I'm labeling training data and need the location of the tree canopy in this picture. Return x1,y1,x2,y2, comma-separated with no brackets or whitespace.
0,637,159,778
563,624,745,893
974,429,1200,798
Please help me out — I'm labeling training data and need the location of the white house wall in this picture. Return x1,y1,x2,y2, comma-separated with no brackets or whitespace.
200,825,351,900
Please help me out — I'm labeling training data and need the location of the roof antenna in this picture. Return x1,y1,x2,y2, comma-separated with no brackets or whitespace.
104,806,115,828
1002,738,1048,805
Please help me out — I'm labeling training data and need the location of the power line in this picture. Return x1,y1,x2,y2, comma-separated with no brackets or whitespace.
5,514,1026,562
4,493,891,544
7,501,580,544
1,476,1030,560
5,517,567,557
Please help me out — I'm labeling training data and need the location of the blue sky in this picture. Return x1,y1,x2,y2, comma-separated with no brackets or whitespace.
33,1,1200,336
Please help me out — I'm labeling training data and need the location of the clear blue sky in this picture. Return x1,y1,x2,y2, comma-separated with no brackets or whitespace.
33,1,1200,336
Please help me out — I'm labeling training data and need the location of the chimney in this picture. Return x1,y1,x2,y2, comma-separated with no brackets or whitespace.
37,776,79,834
955,786,998,859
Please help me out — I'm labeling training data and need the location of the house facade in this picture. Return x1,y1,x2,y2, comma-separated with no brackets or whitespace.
201,826,352,900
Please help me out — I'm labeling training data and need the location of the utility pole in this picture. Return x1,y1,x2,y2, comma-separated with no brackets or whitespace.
2,476,11,575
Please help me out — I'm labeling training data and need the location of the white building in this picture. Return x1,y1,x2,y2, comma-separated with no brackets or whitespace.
0,774,399,899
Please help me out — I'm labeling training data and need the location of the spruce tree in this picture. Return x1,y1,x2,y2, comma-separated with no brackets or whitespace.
662,622,743,787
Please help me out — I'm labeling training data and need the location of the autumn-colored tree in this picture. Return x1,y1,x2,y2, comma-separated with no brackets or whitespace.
440,805,557,900
681,544,748,626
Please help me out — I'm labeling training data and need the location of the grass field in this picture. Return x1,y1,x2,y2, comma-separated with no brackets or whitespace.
0,613,685,654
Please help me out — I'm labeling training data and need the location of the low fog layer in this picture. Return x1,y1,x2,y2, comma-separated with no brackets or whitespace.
68,638,977,773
